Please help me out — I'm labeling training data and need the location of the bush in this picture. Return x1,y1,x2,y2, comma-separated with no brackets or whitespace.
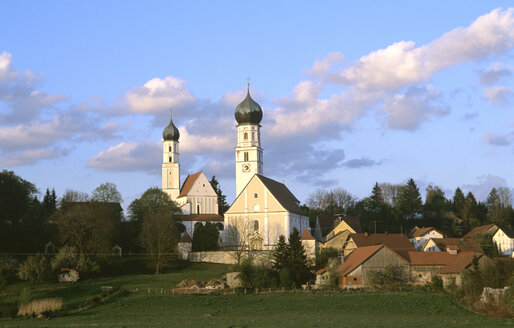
0,256,19,284
237,259,277,289
51,246,100,279
279,268,295,289
431,275,443,291
17,255,49,285
0,303,18,318
316,248,339,268
368,265,407,290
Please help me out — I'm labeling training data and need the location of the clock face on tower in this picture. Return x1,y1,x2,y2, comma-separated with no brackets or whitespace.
242,164,251,172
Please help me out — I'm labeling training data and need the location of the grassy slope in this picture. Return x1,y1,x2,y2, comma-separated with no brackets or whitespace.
1,261,512,327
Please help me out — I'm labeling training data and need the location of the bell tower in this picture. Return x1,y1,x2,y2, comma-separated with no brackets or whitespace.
162,114,180,200
234,85,263,196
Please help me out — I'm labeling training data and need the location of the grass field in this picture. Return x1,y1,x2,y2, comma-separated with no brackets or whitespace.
1,262,513,327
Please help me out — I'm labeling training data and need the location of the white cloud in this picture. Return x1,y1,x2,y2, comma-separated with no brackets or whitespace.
179,126,232,154
483,86,512,105
88,141,161,173
0,147,69,167
381,86,450,130
307,52,344,77
0,52,17,81
115,76,196,115
319,8,514,91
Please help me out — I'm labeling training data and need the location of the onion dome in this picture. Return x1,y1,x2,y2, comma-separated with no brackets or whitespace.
235,87,263,125
163,114,180,141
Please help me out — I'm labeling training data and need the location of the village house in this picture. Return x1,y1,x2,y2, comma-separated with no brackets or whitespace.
312,216,341,242
422,237,483,254
342,233,414,258
322,217,362,251
493,227,514,257
335,245,409,288
408,227,444,250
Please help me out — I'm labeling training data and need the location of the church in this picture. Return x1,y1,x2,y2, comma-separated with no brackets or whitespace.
162,86,309,249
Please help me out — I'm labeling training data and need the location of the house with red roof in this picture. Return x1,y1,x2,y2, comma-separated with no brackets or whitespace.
408,227,444,249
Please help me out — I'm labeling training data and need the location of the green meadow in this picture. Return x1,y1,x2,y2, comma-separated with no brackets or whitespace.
1,262,512,327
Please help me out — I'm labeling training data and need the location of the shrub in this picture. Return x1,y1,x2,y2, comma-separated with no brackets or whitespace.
51,246,100,279
17,255,48,285
0,303,18,318
18,298,63,317
279,268,295,289
237,259,277,289
431,275,443,291
316,248,339,268
0,256,19,284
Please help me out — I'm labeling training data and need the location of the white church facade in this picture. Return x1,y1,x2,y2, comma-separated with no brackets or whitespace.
162,86,309,249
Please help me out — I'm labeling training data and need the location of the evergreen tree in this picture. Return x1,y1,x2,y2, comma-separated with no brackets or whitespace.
210,176,230,214
287,228,310,287
423,185,450,230
452,187,466,219
397,178,423,221
192,222,219,251
42,188,57,216
271,235,288,271
370,183,384,204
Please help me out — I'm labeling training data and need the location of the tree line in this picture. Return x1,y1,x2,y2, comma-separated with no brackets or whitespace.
304,179,514,236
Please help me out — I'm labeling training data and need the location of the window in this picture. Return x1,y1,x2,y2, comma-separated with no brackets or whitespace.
244,132,248,140
169,156,172,162
169,146,171,152
244,152,249,161
254,193,258,198
197,204,201,214
253,220,259,231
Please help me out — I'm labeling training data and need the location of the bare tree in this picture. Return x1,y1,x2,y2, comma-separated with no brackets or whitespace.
91,182,123,203
331,188,356,215
223,218,254,265
306,189,330,210
379,183,402,206
139,208,179,274
60,189,89,205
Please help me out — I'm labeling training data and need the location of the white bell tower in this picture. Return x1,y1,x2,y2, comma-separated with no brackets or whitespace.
234,86,263,196
162,114,180,200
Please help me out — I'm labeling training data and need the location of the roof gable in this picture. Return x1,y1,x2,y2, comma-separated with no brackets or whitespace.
300,228,315,240
226,174,305,215
463,224,498,238
496,226,514,239
336,245,383,276
429,238,483,253
178,171,216,198
411,227,443,238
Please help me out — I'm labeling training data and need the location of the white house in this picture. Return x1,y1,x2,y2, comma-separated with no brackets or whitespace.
493,227,514,257
409,227,444,250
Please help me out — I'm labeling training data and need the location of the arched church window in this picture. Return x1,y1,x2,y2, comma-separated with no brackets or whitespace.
244,132,248,140
169,156,172,162
253,220,259,231
197,204,201,214
244,152,249,161
169,146,171,152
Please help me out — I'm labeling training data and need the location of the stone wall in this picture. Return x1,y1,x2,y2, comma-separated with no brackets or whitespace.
186,250,273,265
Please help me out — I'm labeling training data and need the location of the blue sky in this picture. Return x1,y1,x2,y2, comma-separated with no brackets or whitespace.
1,1,513,209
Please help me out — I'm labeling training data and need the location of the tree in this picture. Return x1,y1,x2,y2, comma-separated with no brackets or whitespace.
286,228,310,287
54,202,120,257
397,178,423,221
60,189,89,207
452,187,466,220
50,245,100,277
378,183,402,206
139,208,179,274
271,235,288,271
224,219,252,265
486,187,513,226
129,187,178,222
192,222,219,251
331,188,356,216
370,183,385,204
42,188,57,216
210,176,230,214
91,182,123,203
17,255,48,285
0,170,39,251
423,185,451,230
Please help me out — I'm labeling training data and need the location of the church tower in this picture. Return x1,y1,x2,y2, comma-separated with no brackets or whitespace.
234,86,263,196
162,114,180,200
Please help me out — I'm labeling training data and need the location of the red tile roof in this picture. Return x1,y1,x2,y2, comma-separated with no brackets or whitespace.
411,227,443,238
176,214,224,222
408,251,480,274
179,232,192,243
178,171,203,197
429,238,483,253
300,228,315,240
349,233,415,260
463,224,498,238
336,245,383,276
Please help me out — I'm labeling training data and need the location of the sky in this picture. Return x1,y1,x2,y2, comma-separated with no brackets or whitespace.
1,1,513,210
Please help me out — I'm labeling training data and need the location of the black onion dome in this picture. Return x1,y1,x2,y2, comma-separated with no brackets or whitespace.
163,115,180,141
235,88,263,125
